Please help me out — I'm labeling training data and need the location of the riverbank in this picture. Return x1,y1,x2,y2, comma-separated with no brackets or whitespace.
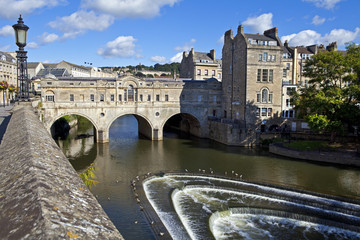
269,142,360,167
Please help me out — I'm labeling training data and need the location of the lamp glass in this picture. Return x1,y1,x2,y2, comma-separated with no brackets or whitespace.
16,29,27,46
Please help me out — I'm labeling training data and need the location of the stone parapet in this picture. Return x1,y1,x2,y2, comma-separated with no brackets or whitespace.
0,104,123,239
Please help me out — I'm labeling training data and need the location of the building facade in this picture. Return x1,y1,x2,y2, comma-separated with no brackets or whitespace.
0,51,17,105
222,25,283,130
180,48,222,81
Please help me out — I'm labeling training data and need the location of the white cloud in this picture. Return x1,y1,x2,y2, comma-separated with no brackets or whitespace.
312,15,326,25
27,42,39,49
0,25,14,37
217,35,224,45
49,10,114,39
174,38,195,52
0,45,10,51
39,32,59,44
281,28,360,47
97,36,137,58
242,13,273,34
303,0,343,9
81,0,181,18
150,56,167,63
0,0,66,19
170,52,182,63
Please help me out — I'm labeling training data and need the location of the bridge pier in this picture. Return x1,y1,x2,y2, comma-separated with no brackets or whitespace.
96,129,109,143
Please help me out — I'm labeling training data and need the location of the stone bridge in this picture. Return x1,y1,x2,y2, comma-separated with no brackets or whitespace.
40,75,222,142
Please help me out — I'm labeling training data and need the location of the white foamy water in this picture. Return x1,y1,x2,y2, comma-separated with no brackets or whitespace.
144,174,360,240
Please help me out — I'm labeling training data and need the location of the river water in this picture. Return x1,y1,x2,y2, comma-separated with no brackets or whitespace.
55,115,360,239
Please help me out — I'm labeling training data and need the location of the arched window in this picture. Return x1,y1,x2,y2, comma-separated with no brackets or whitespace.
261,89,268,103
45,90,55,102
128,85,134,101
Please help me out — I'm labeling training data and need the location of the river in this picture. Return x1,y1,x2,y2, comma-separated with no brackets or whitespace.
55,115,360,239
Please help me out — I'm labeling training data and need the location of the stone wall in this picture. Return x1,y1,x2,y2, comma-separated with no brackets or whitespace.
269,143,360,167
0,103,123,239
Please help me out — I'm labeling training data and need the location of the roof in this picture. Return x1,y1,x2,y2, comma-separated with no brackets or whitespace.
244,33,275,42
0,51,16,63
36,68,71,77
27,62,43,68
194,52,215,62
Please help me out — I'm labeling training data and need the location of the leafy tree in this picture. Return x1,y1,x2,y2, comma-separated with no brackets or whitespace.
292,43,360,141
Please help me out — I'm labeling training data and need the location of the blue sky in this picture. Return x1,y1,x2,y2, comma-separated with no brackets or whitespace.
0,0,359,67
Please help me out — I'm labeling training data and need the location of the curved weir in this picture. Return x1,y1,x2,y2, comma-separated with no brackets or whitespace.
143,174,360,240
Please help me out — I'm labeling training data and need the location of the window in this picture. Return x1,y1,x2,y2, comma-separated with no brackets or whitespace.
100,94,104,102
271,55,276,62
205,70,208,76
229,64,232,74
165,95,169,101
213,95,217,103
286,63,290,69
156,94,160,101
70,94,74,101
269,70,273,82
262,69,268,82
118,94,122,101
197,69,201,75
128,85,134,102
269,93,273,103
139,94,143,102
256,108,260,116
46,95,54,102
198,95,202,102
257,93,261,102
212,70,215,76
287,87,295,95
218,73,221,79
261,108,267,116
90,94,94,102
147,94,151,101
268,108,272,117
286,99,291,107
259,54,262,61
263,52,268,62
262,89,268,103
110,94,114,102
257,69,261,82
124,89,127,101
283,69,287,78
289,110,294,118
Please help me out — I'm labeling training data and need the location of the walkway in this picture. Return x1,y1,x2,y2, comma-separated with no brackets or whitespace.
0,104,13,145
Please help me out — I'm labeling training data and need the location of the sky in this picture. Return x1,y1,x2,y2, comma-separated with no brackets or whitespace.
0,0,359,67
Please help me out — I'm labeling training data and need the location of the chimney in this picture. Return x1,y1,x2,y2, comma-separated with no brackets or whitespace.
210,49,216,60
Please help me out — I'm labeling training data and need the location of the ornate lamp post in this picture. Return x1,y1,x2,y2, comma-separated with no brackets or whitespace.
12,15,29,101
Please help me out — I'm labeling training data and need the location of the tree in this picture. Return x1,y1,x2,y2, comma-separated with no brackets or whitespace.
292,44,360,141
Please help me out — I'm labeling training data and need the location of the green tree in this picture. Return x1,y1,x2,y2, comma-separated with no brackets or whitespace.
292,44,360,141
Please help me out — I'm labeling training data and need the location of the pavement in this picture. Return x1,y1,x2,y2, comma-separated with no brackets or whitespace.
0,104,14,145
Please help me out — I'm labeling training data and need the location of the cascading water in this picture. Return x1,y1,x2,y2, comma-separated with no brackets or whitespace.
143,174,360,240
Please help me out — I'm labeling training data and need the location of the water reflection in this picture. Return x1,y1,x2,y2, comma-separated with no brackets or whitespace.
54,115,360,239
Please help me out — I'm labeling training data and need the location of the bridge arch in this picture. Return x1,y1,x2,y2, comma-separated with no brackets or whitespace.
161,112,202,138
107,112,155,140
47,112,99,140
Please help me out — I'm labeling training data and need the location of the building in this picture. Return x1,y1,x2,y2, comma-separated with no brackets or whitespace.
0,51,17,105
28,62,45,80
56,60,91,77
280,41,338,120
221,25,283,131
180,49,222,81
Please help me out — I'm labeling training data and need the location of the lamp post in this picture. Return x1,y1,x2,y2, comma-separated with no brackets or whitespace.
12,15,29,101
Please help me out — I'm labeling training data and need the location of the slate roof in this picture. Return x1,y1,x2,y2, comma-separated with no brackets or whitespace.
245,33,275,42
36,68,71,77
194,52,215,62
0,51,16,63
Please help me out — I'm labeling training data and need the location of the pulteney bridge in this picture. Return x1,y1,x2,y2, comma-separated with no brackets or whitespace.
40,75,222,142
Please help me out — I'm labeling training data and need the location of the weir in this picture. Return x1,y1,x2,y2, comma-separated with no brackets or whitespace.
143,174,360,239
0,104,123,239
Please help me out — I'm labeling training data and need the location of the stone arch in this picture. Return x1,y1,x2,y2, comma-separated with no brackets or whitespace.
107,112,154,140
161,112,202,138
48,112,99,135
